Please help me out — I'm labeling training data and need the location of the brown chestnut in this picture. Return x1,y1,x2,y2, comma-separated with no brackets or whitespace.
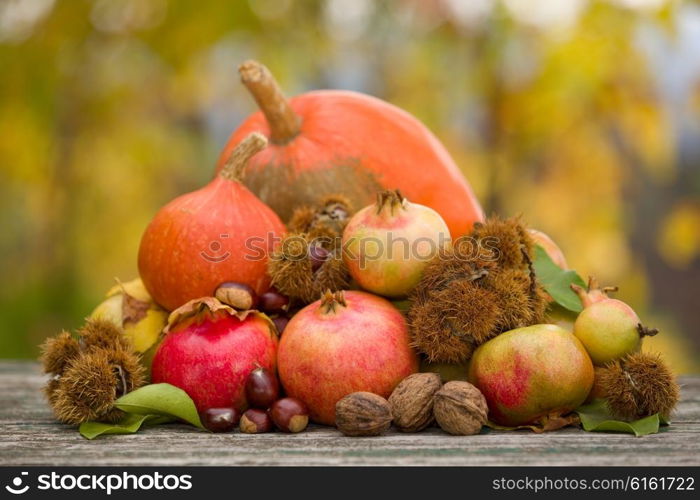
258,289,289,314
245,367,280,409
240,408,273,434
215,281,258,310
201,407,240,433
271,315,290,335
308,244,329,272
270,398,309,433
326,203,348,221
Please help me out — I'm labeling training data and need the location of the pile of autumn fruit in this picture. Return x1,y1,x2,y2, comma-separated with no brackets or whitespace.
40,60,679,440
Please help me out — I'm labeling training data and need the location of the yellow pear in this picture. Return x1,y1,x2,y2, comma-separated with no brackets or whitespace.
90,278,167,364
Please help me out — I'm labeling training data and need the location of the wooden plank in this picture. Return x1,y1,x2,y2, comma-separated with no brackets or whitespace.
1,361,698,466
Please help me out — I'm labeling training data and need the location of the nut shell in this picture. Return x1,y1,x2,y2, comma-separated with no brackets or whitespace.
270,398,309,433
433,381,488,435
388,372,442,432
215,282,258,310
240,408,273,434
335,392,393,437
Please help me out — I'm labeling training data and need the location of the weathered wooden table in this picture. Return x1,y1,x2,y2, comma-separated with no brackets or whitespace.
1,361,698,466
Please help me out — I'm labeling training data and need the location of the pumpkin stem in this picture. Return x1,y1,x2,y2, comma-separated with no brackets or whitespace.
376,189,406,216
319,289,347,315
220,132,268,182
239,60,301,145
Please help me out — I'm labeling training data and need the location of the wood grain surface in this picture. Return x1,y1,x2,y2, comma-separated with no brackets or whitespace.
1,361,698,466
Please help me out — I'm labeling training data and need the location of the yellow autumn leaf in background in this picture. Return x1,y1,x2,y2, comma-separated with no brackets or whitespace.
659,202,700,269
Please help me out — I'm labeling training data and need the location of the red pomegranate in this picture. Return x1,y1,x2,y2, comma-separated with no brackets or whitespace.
151,298,278,412
139,133,286,311
216,60,483,237
278,290,418,425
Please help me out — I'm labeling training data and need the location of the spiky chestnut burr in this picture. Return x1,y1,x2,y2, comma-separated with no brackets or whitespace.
40,319,145,425
40,331,81,375
598,351,680,421
407,216,547,363
468,215,535,270
268,194,353,304
481,268,547,331
268,235,350,304
287,194,353,240
52,346,145,424
408,281,499,363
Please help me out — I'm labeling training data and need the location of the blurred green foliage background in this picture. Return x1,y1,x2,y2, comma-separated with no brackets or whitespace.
1,0,699,372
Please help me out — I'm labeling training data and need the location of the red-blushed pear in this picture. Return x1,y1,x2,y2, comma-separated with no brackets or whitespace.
278,290,418,425
151,298,278,413
468,324,594,428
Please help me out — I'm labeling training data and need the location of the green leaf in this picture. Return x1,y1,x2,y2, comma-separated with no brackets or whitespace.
114,383,205,429
533,245,587,313
79,414,173,440
78,384,205,439
576,400,662,437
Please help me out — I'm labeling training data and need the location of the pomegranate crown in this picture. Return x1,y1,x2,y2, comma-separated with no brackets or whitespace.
570,276,619,309
376,189,406,216
319,289,347,314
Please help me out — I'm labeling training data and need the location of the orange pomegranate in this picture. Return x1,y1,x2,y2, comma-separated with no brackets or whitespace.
216,61,483,237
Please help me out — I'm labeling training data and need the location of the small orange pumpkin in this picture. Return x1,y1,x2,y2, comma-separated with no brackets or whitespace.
139,133,286,311
216,61,483,237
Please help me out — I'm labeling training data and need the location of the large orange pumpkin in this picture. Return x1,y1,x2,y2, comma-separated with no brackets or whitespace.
216,61,483,238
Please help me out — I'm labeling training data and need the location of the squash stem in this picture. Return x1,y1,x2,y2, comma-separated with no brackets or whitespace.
239,60,301,145
220,133,268,182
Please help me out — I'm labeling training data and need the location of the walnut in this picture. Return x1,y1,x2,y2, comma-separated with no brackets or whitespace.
388,373,442,432
433,381,488,435
335,392,393,436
